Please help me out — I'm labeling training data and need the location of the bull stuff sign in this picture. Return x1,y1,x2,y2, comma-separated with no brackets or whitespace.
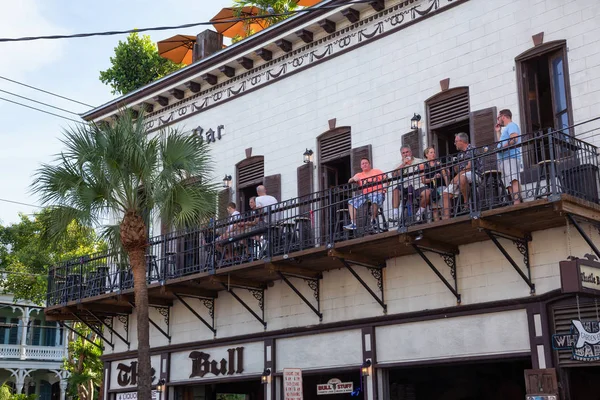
189,347,244,378
116,361,156,387
317,378,353,395
552,320,600,361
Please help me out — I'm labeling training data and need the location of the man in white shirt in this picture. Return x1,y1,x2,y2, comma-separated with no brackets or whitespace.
390,146,426,222
255,185,279,223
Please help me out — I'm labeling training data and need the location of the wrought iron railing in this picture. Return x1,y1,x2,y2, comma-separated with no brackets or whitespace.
46,127,600,306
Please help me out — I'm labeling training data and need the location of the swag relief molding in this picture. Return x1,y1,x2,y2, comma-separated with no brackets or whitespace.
142,0,460,132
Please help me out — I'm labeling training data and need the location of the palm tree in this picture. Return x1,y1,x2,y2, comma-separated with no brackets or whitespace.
32,112,216,400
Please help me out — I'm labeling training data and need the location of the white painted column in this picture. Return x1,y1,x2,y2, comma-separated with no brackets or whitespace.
365,374,374,400
19,307,30,360
59,378,68,400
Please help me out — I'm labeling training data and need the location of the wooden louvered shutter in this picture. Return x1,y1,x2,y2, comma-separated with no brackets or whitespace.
218,188,231,219
318,128,351,163
32,319,42,345
470,107,498,172
237,158,264,188
297,162,314,214
428,89,470,130
44,321,56,346
553,303,600,367
351,145,373,175
524,369,558,396
264,174,281,202
402,130,422,158
0,317,6,343
9,318,19,344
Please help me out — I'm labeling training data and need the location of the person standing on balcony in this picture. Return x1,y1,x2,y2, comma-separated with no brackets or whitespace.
495,109,522,204
344,157,386,230
390,145,425,223
256,185,279,222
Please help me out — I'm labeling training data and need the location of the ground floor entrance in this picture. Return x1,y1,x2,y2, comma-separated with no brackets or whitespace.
566,365,600,399
174,379,263,400
385,358,531,400
297,371,361,400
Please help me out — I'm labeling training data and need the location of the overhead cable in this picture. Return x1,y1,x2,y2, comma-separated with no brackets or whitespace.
0,75,94,107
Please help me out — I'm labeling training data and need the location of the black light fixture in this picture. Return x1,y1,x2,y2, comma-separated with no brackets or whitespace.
414,230,424,241
410,113,421,130
222,174,232,188
361,359,372,377
156,378,166,393
261,368,271,384
303,148,314,164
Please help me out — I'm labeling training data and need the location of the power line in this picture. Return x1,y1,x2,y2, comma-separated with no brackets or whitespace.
0,88,81,116
0,198,41,209
0,75,94,108
0,96,85,125
0,1,373,43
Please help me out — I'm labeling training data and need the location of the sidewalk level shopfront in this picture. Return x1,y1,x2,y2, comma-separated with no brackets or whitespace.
45,0,600,399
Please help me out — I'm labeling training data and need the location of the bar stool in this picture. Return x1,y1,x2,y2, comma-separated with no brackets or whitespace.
277,221,297,255
293,216,313,250
535,160,563,199
334,208,350,241
479,170,509,210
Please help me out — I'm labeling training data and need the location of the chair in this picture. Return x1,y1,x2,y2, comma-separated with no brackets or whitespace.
478,170,510,210
293,216,314,250
535,160,563,198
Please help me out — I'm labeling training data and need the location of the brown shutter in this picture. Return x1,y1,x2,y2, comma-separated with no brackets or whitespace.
402,130,422,158
351,145,373,175
428,88,470,130
297,162,314,213
237,157,264,187
470,107,498,171
218,188,231,219
470,107,497,147
318,128,351,163
524,369,558,395
263,174,281,202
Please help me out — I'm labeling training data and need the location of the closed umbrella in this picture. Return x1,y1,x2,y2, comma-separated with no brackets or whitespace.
157,34,196,65
210,6,267,39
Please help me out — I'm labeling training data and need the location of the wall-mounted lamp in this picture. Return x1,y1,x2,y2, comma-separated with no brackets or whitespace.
156,378,166,393
303,148,314,164
414,230,424,241
222,174,232,188
361,359,372,377
410,113,421,130
261,368,271,384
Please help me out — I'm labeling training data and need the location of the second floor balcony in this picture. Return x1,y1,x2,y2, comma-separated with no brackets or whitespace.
44,127,600,319
0,343,66,361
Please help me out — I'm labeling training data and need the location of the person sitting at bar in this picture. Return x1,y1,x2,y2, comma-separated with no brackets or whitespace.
495,109,522,204
344,157,386,230
419,146,448,221
390,145,425,222
442,132,480,220
216,202,241,260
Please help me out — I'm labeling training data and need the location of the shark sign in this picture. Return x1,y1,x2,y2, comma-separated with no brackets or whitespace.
552,320,600,361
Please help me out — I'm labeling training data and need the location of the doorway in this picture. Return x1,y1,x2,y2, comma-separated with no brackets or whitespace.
174,380,264,400
431,120,471,159
239,184,261,213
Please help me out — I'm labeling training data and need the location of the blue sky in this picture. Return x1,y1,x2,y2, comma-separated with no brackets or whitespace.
0,0,232,225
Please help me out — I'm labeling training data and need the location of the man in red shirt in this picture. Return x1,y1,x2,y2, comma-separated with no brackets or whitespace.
344,158,386,230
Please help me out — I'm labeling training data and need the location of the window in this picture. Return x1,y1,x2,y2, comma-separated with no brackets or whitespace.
516,41,573,136
426,87,471,158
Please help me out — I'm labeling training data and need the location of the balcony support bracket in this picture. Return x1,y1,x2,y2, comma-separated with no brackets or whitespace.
86,311,131,349
59,321,104,351
412,245,461,304
116,314,129,342
277,271,322,321
335,257,387,313
128,302,172,342
174,294,217,336
221,283,267,330
566,214,600,260
484,229,535,294
70,312,114,349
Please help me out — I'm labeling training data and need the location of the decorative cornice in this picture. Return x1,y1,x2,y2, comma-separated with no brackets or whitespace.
140,0,455,132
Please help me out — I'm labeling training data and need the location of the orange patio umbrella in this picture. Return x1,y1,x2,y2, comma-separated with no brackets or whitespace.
296,0,322,6
157,34,196,65
210,6,267,39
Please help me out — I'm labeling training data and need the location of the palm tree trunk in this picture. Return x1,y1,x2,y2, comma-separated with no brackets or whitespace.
130,248,152,400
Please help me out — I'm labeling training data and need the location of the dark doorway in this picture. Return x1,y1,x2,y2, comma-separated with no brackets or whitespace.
568,366,600,399
239,184,262,213
321,156,351,190
175,380,263,400
387,358,531,400
431,120,471,158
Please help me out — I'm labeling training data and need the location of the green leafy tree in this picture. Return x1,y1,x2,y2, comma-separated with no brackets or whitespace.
231,0,298,42
99,32,184,95
32,112,217,400
0,211,104,305
64,324,103,400
0,385,11,400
